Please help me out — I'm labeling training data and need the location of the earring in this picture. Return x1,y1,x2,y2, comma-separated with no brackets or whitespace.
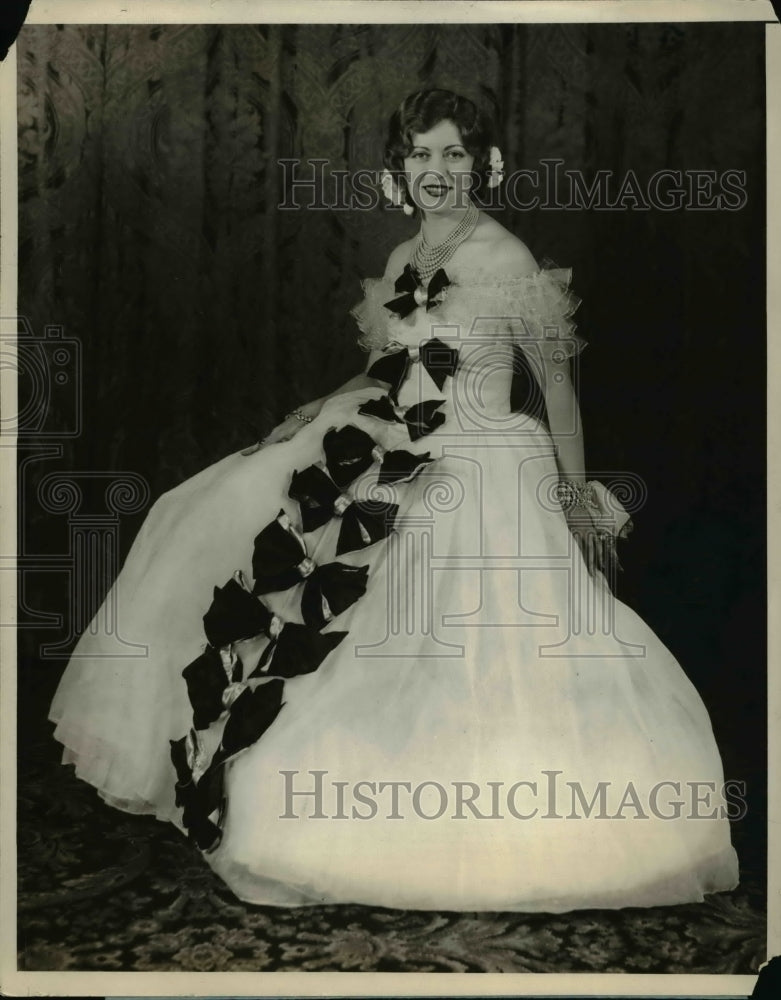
402,201,415,216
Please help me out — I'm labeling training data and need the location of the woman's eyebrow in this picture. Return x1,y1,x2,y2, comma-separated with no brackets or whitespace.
410,143,466,151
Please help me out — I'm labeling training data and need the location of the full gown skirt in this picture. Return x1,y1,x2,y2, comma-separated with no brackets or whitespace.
49,265,740,911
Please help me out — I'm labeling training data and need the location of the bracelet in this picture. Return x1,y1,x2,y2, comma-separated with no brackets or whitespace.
285,407,313,424
555,479,598,511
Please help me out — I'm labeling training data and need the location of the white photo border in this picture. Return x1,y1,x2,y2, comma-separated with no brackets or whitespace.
1,0,778,996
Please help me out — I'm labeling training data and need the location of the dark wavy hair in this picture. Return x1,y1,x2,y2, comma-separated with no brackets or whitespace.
383,89,495,214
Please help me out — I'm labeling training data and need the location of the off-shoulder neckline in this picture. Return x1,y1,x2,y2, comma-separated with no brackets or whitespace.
368,264,570,287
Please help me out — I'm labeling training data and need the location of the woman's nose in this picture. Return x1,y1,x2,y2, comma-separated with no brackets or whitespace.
426,155,449,180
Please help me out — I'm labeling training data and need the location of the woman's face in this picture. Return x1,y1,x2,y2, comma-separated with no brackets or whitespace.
402,118,476,214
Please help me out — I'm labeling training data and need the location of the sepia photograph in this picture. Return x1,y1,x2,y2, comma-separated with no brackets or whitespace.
2,0,776,993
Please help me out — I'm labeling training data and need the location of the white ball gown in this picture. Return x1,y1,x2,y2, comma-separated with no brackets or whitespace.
49,261,740,912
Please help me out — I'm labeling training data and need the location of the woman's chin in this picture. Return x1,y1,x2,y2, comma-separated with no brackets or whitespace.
416,197,468,215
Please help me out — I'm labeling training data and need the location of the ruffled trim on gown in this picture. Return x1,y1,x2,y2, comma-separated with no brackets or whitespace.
351,263,587,360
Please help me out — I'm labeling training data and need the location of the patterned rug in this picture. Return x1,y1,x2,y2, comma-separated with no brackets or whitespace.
17,726,766,974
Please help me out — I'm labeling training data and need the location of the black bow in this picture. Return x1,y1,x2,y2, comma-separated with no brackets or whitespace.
170,678,286,853
170,735,223,852
202,572,280,649
376,447,434,485
250,623,347,679
215,680,286,762
358,395,446,442
182,644,243,731
383,265,450,319
251,509,369,627
288,463,399,553
368,337,460,400
299,561,370,630
323,422,434,487
322,424,384,489
201,570,346,676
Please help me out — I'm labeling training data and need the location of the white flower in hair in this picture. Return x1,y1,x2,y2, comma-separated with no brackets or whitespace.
381,168,415,214
381,168,403,205
488,145,505,188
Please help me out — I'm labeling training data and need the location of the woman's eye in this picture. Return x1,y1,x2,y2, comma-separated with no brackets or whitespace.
407,149,466,161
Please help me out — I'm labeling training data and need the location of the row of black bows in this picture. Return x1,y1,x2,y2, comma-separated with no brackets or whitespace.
169,261,556,852
169,397,458,851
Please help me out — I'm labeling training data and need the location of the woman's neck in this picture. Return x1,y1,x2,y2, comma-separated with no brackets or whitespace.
420,204,476,246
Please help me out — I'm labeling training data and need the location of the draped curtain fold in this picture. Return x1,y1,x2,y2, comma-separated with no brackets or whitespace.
18,22,763,487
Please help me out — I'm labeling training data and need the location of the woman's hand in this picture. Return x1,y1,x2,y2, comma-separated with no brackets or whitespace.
261,413,308,447
242,405,318,455
261,398,325,447
564,504,608,578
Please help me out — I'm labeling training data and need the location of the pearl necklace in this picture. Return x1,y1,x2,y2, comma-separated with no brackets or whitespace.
411,200,480,284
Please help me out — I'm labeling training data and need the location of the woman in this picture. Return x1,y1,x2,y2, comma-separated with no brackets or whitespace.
49,89,739,911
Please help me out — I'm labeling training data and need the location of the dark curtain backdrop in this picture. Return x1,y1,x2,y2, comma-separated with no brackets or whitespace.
17,23,765,798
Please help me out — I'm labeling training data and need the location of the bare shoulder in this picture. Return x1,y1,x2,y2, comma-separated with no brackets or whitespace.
480,216,538,275
457,213,539,278
490,234,538,277
383,238,416,279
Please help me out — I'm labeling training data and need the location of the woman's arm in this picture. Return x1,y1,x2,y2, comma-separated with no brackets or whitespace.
542,355,604,575
543,359,586,486
486,235,603,573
